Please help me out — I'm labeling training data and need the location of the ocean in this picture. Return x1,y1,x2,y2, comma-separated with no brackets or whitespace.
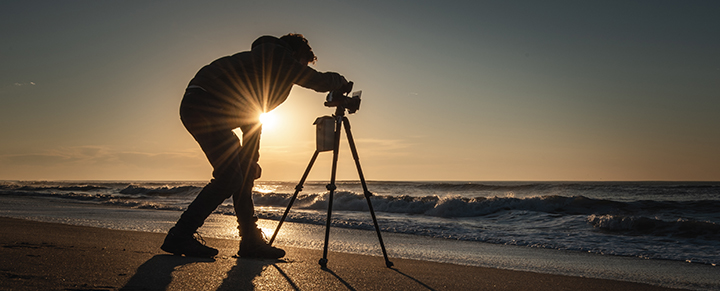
1,180,719,290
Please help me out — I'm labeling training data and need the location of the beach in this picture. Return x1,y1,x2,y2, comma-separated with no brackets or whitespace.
1,217,687,291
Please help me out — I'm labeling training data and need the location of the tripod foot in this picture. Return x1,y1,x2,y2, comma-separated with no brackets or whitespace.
385,260,394,268
318,258,328,269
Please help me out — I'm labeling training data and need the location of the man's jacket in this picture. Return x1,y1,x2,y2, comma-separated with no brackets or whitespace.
187,35,345,124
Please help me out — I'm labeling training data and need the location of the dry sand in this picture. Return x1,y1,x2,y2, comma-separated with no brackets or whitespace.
0,217,683,290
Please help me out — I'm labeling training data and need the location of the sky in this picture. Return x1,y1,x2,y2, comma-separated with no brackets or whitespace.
1,0,719,181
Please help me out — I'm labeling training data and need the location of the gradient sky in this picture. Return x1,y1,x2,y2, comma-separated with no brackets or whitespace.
1,1,719,181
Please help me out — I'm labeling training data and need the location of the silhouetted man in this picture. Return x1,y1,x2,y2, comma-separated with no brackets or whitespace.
161,34,348,258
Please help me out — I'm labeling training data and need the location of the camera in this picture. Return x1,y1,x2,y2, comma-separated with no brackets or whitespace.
324,82,362,114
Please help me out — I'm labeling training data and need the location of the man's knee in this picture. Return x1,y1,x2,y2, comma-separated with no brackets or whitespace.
207,172,245,196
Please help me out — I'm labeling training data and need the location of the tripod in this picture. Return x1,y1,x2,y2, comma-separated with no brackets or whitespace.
268,98,393,269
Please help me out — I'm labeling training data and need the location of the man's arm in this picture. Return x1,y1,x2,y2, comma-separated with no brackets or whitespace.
291,61,348,93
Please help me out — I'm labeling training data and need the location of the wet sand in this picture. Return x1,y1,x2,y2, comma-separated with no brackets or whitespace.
0,217,683,290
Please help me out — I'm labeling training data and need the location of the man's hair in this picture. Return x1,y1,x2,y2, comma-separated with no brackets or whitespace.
280,33,317,64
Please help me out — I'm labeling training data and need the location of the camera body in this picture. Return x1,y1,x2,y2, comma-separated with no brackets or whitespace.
324,82,362,114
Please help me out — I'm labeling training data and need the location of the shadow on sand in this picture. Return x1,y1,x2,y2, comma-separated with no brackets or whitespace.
321,267,357,291
119,254,215,290
391,268,437,291
270,263,301,290
121,254,435,290
119,254,282,291
319,266,436,291
216,256,279,291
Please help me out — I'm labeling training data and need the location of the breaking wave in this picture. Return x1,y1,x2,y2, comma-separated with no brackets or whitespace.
253,192,720,218
588,214,720,241
118,185,200,196
2,180,720,265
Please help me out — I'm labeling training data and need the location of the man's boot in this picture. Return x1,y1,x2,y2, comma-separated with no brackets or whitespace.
161,226,219,258
237,226,286,259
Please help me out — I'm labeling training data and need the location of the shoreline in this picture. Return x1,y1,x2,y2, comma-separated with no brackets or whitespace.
0,217,687,291
1,195,718,290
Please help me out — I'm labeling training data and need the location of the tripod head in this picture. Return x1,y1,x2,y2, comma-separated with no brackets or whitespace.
324,81,362,114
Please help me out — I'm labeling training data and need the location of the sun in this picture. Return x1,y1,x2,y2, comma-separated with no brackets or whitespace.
259,111,278,130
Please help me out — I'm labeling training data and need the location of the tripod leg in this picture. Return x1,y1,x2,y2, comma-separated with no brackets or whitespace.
269,150,320,246
342,117,394,268
319,115,344,269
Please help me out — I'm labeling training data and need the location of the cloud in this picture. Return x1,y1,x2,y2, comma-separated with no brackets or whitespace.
13,82,36,86
0,153,69,166
0,146,205,168
0,145,213,180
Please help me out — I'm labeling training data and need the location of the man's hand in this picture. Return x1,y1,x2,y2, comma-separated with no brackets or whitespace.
338,80,353,94
324,72,348,93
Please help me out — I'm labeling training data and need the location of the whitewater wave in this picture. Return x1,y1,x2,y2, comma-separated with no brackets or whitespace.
3,180,720,266
118,185,200,196
253,192,720,218
0,184,108,191
588,214,720,241
5,182,719,221
0,189,114,201
382,182,556,192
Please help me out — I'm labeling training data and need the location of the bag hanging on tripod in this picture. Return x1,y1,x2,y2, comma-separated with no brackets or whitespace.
314,116,335,152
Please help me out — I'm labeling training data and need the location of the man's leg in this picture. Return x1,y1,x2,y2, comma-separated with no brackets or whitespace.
162,102,246,257
162,178,237,257
234,123,261,233
234,124,285,259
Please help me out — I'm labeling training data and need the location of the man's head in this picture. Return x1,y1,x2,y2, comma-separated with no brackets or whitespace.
280,33,317,65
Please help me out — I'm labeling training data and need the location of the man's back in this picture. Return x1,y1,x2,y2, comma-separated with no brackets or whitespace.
187,35,348,118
